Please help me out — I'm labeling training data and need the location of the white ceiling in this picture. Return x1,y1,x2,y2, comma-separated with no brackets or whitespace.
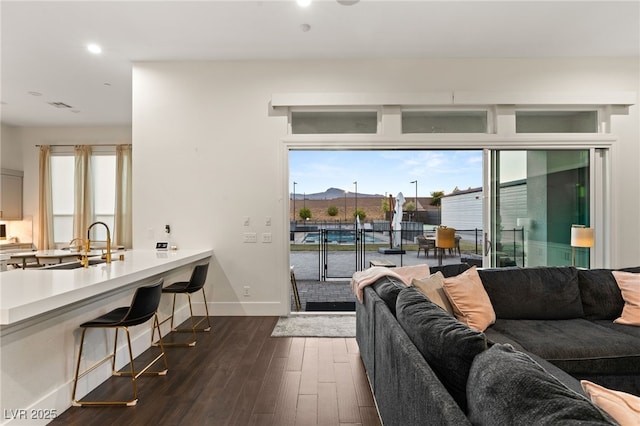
2,1,639,127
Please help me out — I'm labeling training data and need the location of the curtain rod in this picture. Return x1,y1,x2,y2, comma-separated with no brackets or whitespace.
35,144,132,147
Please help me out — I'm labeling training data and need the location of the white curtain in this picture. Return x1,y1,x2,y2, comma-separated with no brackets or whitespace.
38,145,55,249
73,145,93,241
114,145,132,248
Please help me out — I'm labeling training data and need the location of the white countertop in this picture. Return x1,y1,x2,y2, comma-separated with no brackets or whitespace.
0,249,212,325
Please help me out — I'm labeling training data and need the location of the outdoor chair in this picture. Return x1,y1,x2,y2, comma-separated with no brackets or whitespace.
416,235,435,258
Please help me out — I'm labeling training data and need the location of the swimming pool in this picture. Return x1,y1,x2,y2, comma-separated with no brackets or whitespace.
301,230,385,244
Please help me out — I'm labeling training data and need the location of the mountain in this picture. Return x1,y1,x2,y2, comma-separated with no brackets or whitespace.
291,187,385,200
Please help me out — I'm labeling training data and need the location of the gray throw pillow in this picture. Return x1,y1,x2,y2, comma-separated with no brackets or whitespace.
395,286,487,412
467,344,616,425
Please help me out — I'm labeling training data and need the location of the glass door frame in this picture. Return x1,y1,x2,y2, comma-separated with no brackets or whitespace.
482,147,609,269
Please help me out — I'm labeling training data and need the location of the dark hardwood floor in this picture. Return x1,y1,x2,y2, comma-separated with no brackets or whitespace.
52,316,381,426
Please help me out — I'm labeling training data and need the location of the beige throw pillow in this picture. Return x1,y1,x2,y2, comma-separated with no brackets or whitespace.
442,266,496,331
581,380,640,425
411,272,454,315
612,271,640,326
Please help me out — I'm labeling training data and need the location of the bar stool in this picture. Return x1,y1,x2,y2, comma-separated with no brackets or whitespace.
71,279,168,407
153,263,211,347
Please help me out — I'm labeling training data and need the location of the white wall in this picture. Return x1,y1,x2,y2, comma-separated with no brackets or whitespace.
132,58,640,316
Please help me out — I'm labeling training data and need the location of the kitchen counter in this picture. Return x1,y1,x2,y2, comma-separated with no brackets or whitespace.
1,248,212,425
1,249,212,326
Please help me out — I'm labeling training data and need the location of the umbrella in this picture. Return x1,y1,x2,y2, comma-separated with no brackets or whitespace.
392,192,405,247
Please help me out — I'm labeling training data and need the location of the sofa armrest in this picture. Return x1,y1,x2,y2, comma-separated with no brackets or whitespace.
373,299,470,425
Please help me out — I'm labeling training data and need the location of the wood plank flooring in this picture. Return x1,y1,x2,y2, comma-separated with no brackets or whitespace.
51,316,381,426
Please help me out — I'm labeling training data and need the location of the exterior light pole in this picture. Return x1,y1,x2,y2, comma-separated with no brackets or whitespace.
293,181,297,222
353,181,358,223
344,190,348,222
411,180,418,219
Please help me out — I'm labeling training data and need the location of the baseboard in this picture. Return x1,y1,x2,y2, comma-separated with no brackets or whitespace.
208,301,286,316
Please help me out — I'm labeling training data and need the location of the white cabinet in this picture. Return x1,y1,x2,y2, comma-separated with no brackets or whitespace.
0,169,23,220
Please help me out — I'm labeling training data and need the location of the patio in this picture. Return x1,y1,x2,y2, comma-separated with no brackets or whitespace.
289,249,467,312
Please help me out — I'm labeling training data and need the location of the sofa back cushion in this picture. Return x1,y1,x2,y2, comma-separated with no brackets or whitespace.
371,276,406,316
467,344,616,425
578,267,640,320
478,267,584,320
396,286,487,412
429,263,471,278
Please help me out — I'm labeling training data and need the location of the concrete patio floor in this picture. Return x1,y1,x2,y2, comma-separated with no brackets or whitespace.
289,249,469,312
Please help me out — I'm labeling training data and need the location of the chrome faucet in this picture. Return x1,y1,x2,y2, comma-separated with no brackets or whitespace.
84,221,112,267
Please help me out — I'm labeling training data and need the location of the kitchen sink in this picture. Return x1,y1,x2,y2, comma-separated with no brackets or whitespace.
40,259,107,270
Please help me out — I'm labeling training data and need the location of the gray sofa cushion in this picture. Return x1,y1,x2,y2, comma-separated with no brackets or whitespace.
396,286,487,412
578,267,640,320
371,276,406,315
429,263,471,278
478,266,584,320
467,344,616,425
490,318,640,375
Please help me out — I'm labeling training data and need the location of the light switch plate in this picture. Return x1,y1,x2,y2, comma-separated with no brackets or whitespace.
243,232,257,243
262,233,272,243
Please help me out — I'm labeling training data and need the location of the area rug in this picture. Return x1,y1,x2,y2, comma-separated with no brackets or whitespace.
271,314,356,337
305,301,356,312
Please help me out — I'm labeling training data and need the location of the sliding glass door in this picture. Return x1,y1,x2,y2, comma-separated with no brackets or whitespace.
486,149,592,268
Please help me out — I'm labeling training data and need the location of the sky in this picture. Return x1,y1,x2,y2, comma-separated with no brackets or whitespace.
289,150,484,198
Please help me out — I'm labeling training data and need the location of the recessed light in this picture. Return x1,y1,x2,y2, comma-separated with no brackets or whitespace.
297,0,311,7
104,82,111,87
28,91,42,96
337,0,359,5
301,23,311,32
71,110,81,114
87,43,102,54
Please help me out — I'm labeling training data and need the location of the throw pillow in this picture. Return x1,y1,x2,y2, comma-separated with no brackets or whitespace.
392,263,431,284
411,272,454,315
443,266,496,331
612,271,640,326
581,380,640,426
395,286,488,412
467,344,616,425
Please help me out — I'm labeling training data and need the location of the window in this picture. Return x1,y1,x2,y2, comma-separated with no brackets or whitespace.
291,111,378,134
402,110,488,133
515,111,598,133
51,153,116,244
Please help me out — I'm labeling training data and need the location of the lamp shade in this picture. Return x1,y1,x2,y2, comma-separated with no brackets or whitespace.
571,226,594,248
0,224,5,239
436,226,455,249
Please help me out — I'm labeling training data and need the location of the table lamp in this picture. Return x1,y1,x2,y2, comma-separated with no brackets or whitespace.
436,226,455,266
570,225,594,267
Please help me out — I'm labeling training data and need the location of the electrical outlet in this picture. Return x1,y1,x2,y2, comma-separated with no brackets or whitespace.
262,233,272,243
243,286,250,297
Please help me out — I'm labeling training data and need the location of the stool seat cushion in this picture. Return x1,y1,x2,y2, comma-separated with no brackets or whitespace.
162,281,195,293
80,307,132,327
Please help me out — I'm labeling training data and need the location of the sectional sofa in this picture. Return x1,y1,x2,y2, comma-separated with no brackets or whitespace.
355,264,640,425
